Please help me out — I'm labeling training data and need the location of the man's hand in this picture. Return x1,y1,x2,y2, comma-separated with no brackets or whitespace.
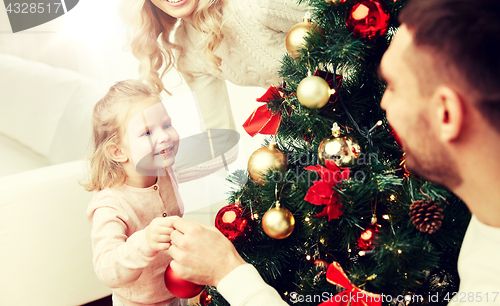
145,216,180,251
169,218,246,287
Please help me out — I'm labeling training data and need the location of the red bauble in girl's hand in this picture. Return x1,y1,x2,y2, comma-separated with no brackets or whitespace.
164,265,204,299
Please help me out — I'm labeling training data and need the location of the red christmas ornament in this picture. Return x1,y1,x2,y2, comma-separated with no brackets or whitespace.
164,265,204,299
314,259,331,270
199,289,212,306
346,0,391,39
215,203,254,243
357,223,380,251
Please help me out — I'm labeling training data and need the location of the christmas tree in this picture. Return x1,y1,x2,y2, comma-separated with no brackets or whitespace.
201,0,470,305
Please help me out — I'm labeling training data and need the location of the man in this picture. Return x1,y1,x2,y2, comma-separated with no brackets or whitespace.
169,0,500,304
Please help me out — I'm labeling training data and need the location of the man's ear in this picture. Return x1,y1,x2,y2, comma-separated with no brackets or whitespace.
433,86,465,142
106,143,128,163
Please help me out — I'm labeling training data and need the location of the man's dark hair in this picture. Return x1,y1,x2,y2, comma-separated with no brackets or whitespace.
399,0,500,131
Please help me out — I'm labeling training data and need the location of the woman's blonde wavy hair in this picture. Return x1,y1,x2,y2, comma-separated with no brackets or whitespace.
119,0,226,93
82,80,159,192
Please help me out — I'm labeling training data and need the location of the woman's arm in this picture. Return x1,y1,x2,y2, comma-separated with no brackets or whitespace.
173,34,240,182
174,143,238,183
250,0,310,34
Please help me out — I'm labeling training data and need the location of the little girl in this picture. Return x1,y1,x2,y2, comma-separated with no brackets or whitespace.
84,80,186,306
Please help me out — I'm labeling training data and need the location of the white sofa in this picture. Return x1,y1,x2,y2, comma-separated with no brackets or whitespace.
0,53,112,305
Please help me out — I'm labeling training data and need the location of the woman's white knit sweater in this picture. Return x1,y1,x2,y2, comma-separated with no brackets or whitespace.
173,0,307,183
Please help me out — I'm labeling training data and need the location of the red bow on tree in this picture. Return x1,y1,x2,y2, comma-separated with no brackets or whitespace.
242,85,283,137
319,261,381,306
304,160,350,221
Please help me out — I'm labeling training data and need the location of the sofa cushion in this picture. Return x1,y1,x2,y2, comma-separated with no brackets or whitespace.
48,79,106,164
0,53,99,158
0,160,111,305
0,132,50,177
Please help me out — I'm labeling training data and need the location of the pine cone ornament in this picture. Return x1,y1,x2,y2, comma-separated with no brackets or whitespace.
409,199,444,234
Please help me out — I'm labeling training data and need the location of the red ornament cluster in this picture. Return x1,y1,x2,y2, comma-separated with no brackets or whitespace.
215,203,254,243
346,0,391,39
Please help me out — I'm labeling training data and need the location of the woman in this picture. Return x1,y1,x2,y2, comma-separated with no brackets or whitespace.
120,0,307,133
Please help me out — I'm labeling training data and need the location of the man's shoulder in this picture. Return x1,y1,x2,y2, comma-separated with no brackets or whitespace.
456,215,500,304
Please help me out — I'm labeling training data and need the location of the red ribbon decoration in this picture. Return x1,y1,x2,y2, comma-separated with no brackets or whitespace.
242,85,283,137
319,261,382,306
304,160,350,221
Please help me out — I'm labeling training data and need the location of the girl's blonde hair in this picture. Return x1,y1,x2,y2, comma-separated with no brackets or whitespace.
83,80,159,192
119,0,226,93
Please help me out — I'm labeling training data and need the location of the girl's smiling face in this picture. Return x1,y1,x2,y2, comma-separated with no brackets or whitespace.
123,98,179,174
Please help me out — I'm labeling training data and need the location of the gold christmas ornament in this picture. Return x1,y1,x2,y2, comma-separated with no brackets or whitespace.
297,73,335,109
286,13,321,59
262,202,295,239
247,142,288,184
318,123,361,167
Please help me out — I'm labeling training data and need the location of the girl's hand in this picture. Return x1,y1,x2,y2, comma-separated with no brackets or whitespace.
145,216,180,251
